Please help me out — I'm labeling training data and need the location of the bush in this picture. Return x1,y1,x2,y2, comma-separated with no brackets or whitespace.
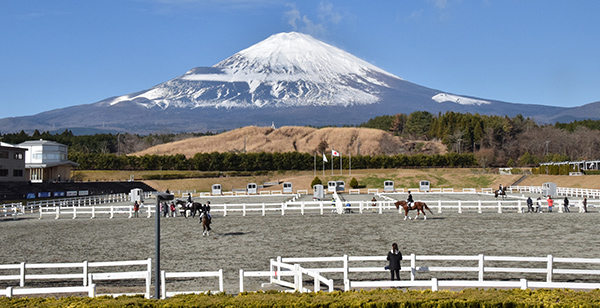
310,176,322,187
349,177,359,189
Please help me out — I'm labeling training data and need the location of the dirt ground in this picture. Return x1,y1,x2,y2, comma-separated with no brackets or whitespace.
1,192,599,295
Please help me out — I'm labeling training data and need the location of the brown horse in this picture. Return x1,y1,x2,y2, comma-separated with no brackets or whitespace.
200,210,211,236
395,200,433,220
494,187,507,199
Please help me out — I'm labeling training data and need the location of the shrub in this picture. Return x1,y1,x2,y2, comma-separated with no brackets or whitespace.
349,177,359,189
310,176,322,187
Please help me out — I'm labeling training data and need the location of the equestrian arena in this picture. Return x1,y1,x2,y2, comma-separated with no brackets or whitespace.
1,190,598,295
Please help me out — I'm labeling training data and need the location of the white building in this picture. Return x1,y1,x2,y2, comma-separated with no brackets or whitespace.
18,140,79,183
0,142,27,182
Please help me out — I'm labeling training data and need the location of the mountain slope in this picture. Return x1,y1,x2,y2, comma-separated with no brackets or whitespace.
0,32,585,134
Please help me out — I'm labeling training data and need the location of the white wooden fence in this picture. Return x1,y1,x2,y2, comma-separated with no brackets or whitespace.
512,185,600,198
160,269,224,298
240,254,600,292
0,202,24,219
0,259,152,298
239,259,334,293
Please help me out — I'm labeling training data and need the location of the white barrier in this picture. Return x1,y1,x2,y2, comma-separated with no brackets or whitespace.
160,269,224,298
1,284,96,298
512,185,600,198
0,258,152,298
262,254,600,292
239,259,333,293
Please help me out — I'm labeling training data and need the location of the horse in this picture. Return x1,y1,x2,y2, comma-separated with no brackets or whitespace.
494,187,507,199
175,199,190,217
395,200,433,220
199,209,212,236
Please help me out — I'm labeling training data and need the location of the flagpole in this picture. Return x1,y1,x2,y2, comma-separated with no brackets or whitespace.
340,153,342,175
323,153,325,176
313,152,316,177
350,152,352,175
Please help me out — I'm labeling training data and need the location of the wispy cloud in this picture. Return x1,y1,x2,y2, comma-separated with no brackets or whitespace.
284,1,344,38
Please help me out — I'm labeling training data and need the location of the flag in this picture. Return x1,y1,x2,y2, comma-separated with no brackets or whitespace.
322,153,328,162
332,149,340,157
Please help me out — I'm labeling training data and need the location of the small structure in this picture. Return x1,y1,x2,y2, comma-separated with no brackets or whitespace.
18,139,79,183
130,188,144,202
383,180,394,192
542,182,557,197
0,142,27,182
247,183,258,194
419,180,431,192
327,181,337,193
211,184,222,195
313,184,324,200
336,181,345,192
283,182,293,193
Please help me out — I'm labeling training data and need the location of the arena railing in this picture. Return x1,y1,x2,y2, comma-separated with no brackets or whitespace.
0,258,152,298
160,269,223,298
262,254,600,292
239,259,333,293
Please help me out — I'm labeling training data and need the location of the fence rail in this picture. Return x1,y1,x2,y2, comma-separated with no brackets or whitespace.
160,269,224,298
242,254,600,292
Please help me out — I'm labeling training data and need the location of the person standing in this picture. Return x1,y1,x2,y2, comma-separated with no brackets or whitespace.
526,197,533,213
563,197,570,212
387,243,402,281
583,197,588,213
547,196,554,213
133,201,140,218
535,197,542,213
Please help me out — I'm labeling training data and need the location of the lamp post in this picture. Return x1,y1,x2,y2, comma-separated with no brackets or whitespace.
155,192,173,299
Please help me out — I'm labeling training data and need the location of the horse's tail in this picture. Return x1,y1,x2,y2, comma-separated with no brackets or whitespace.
423,203,434,215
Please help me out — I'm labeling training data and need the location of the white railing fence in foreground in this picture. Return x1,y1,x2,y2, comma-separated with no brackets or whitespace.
240,254,600,292
161,269,224,298
0,259,151,298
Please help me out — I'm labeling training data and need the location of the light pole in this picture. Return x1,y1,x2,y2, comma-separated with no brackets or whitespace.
155,192,173,299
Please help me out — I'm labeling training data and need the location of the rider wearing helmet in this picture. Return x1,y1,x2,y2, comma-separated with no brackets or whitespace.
407,191,414,210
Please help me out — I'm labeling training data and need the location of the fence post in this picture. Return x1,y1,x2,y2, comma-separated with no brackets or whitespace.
223,204,227,217
478,200,482,214
73,206,77,219
239,269,244,293
6,286,13,298
262,203,266,216
294,264,302,292
320,201,324,215
497,201,502,213
83,261,88,286
431,278,438,291
88,283,96,297
520,278,528,290
91,206,96,219
146,258,152,299
478,254,484,281
410,253,416,281
218,269,224,292
547,254,553,282
458,200,462,213
343,254,349,282
161,270,166,299
110,205,115,219
20,262,25,287
277,256,282,284
438,200,442,213
55,206,60,219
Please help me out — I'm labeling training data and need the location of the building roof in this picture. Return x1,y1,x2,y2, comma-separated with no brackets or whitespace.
0,142,28,150
18,139,66,147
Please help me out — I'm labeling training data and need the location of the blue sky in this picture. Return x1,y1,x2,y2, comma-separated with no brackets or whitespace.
1,0,599,118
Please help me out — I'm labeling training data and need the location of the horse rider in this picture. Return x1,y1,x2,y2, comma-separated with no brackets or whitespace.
407,191,414,210
201,201,212,223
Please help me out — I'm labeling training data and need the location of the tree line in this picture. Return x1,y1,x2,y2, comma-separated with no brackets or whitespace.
69,151,476,171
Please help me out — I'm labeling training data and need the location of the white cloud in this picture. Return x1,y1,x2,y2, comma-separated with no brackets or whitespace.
283,1,343,38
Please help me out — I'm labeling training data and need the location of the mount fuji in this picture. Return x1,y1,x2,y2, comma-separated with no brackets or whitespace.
0,32,582,134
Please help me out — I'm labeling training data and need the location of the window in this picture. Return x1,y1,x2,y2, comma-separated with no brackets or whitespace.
0,151,8,159
13,169,24,177
0,169,8,177
13,152,23,160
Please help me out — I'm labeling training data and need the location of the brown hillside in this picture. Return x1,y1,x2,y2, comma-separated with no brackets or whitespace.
133,126,446,157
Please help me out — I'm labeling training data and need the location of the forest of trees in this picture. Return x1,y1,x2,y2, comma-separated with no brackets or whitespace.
2,112,599,171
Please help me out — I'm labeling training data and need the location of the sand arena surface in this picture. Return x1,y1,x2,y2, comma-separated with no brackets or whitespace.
1,192,598,294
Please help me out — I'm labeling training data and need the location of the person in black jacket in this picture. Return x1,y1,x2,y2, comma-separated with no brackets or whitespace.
407,191,414,210
387,243,402,281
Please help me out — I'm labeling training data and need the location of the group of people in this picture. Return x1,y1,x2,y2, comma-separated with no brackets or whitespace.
525,195,588,213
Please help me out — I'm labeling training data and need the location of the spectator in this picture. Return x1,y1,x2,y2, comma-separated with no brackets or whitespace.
547,196,554,213
387,243,402,281
563,197,570,212
535,197,542,213
526,197,533,213
133,201,140,218
170,202,177,217
583,197,588,213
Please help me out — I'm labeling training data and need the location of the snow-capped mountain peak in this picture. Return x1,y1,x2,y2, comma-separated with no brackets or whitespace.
108,32,402,109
